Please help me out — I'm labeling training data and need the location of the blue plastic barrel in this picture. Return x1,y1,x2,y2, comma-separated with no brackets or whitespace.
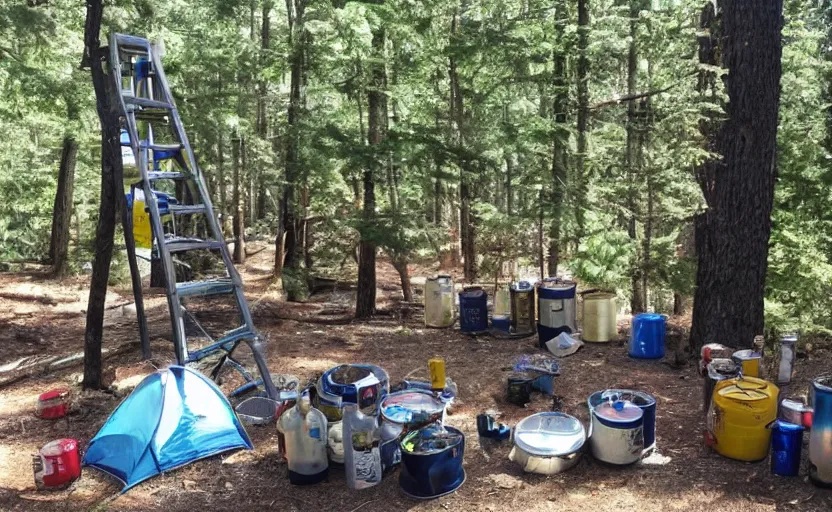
771,420,804,477
629,313,666,359
459,287,488,333
810,376,832,487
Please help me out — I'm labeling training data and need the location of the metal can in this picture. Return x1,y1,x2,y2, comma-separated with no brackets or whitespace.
777,334,797,385
429,358,446,391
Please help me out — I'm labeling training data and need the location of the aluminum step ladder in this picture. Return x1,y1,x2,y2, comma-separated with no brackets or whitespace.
109,33,278,402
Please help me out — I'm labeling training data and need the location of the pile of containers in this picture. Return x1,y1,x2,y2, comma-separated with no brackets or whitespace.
277,361,466,499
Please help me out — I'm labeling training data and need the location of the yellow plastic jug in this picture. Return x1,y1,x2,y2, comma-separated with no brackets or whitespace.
582,292,617,343
708,376,779,462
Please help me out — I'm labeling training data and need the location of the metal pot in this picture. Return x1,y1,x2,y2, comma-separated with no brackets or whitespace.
509,412,585,475
590,401,644,465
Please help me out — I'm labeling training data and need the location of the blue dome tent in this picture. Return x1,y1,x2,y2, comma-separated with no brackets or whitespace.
83,366,253,492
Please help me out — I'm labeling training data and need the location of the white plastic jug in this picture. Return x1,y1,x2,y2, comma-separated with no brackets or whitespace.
342,403,382,489
276,393,329,485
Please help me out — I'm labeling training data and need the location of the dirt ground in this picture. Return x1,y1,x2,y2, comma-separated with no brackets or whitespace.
1,247,831,512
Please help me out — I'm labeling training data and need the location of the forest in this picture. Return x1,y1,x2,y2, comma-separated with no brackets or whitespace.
2,0,829,342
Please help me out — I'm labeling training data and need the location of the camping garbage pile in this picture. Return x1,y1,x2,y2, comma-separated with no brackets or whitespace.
27,289,832,495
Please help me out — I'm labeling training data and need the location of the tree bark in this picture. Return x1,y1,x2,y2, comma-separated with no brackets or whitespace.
548,0,568,277
50,135,78,278
232,133,246,264
392,256,412,302
450,11,475,282
82,0,120,389
574,0,589,242
355,26,384,319
691,0,783,350
626,0,645,314
280,0,304,288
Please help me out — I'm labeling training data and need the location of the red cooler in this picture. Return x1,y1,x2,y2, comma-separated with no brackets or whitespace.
37,388,70,419
33,439,81,490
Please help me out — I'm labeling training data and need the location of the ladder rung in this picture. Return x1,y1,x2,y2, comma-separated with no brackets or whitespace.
132,110,170,122
176,278,235,298
141,142,183,152
163,237,224,253
116,34,151,49
147,171,186,181
168,204,208,215
119,46,149,57
125,96,174,110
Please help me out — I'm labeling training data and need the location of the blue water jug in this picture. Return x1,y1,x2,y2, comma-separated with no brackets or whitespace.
628,313,666,359
459,287,488,333
770,420,803,477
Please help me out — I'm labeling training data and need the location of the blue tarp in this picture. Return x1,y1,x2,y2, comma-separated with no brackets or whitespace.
83,366,252,492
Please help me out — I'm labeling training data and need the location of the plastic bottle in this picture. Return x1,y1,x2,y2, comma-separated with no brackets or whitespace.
276,392,329,485
342,403,382,489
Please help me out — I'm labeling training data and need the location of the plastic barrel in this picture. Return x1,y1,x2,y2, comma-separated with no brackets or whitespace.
770,421,804,477
459,287,488,333
629,313,666,359
810,376,832,487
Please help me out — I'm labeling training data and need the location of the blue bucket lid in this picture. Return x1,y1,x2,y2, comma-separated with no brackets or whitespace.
634,313,665,323
594,400,643,424
510,281,534,292
771,419,804,432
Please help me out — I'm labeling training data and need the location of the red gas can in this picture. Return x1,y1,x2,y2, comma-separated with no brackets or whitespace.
33,439,81,490
37,388,70,419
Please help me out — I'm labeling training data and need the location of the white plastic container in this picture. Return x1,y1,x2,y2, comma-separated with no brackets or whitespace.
342,403,382,489
275,393,329,485
425,275,455,328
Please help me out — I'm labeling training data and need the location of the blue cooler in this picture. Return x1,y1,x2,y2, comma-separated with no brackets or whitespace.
399,425,465,499
629,313,666,359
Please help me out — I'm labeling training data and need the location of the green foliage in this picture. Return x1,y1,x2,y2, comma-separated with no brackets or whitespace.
0,0,829,337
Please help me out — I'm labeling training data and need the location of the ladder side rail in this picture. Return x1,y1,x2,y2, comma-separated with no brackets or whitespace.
109,34,188,364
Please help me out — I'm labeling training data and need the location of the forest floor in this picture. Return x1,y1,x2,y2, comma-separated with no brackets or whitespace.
0,247,831,512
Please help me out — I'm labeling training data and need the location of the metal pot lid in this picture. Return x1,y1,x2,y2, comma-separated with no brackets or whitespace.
513,412,585,457
380,390,446,424
707,358,739,377
594,400,643,422
510,281,534,292
732,349,761,360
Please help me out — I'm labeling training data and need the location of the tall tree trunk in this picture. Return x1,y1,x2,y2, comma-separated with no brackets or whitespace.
691,0,783,350
450,11,475,282
505,152,514,215
257,2,272,221
232,133,246,264
355,27,384,319
548,0,568,277
538,189,545,280
280,0,304,287
217,127,230,236
392,256,412,302
50,135,78,278
575,0,590,242
626,0,645,314
82,0,120,389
